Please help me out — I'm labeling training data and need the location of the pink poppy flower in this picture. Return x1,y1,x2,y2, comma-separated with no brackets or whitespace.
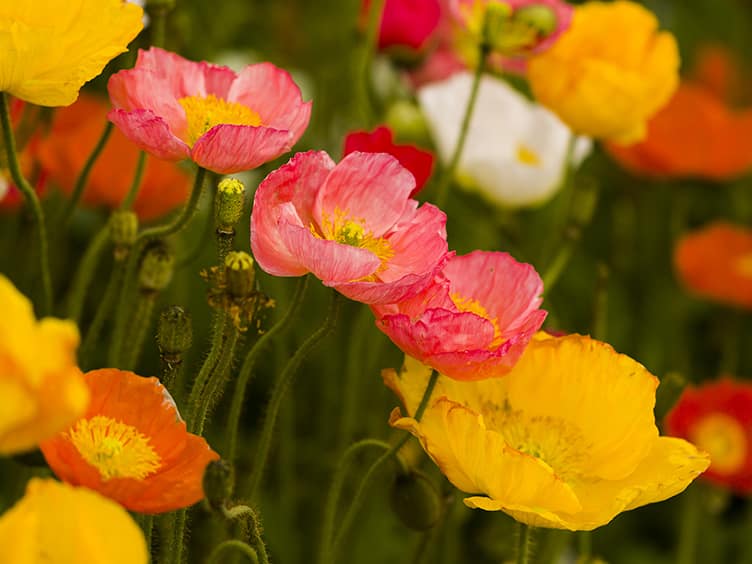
250,150,450,304
343,126,435,196
363,0,442,51
107,48,311,174
372,251,546,380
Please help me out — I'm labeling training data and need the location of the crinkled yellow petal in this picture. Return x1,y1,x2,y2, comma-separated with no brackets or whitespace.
0,478,147,564
390,398,582,516
0,275,89,454
0,0,143,106
504,334,659,480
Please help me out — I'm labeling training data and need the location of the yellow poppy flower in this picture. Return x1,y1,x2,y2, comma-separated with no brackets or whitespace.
0,478,147,564
527,1,679,144
0,275,88,454
384,334,709,531
0,0,143,106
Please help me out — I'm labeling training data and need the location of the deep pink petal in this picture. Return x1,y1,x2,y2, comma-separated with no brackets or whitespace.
251,151,335,277
107,109,190,162
191,124,297,174
371,275,454,319
381,203,448,282
200,62,238,98
378,0,442,50
314,152,415,237
280,223,381,283
228,63,311,133
132,47,208,99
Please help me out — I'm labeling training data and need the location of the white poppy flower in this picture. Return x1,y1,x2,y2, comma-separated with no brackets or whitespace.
418,72,591,208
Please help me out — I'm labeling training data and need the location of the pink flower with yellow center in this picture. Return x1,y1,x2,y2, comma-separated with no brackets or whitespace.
107,48,311,174
250,150,450,304
372,251,546,380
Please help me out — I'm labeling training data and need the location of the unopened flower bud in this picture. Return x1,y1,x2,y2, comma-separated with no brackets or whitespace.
156,305,192,357
139,243,174,292
390,471,441,531
216,177,245,233
481,2,513,51
224,251,255,298
514,4,558,37
109,210,138,260
203,459,233,511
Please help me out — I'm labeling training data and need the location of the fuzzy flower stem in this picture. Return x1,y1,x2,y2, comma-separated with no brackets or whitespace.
120,290,158,371
80,260,125,368
317,439,391,564
207,540,259,564
221,505,270,564
434,48,488,209
120,151,148,210
226,275,310,465
247,288,343,502
109,166,206,366
187,312,230,432
0,93,52,315
516,523,535,564
60,121,114,225
357,0,386,124
66,225,111,322
676,484,701,564
329,370,441,563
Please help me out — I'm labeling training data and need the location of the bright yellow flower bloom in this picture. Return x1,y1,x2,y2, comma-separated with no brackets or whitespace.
527,1,679,144
0,478,147,564
0,0,143,106
0,275,88,454
384,334,709,531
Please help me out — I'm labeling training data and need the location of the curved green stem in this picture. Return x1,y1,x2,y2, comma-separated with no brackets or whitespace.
226,276,310,464
60,121,113,225
80,260,125,369
120,291,157,371
66,225,111,322
207,540,259,564
220,505,270,564
433,49,488,209
0,93,52,315
676,485,701,564
330,370,440,562
120,151,147,210
247,288,342,502
187,312,229,431
317,439,391,564
356,0,385,124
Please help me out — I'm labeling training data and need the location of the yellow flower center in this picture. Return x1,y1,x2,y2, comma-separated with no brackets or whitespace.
67,415,161,481
178,94,262,146
488,405,588,482
516,143,541,167
450,293,503,347
690,413,747,475
734,253,752,278
313,208,394,280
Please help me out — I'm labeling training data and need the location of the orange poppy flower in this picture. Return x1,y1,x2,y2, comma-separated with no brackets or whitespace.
674,222,752,309
666,377,752,494
606,46,752,180
35,93,191,221
40,368,219,514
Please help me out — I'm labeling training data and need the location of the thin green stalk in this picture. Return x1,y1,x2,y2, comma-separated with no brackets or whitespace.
170,509,188,564
247,289,343,502
317,439,391,564
516,523,534,564
120,291,158,371
434,49,488,209
329,370,440,563
0,93,52,314
147,6,169,48
120,151,147,210
187,312,229,432
193,324,240,436
207,540,259,564
109,167,207,366
226,276,310,464
676,485,701,564
220,505,270,564
60,121,113,225
577,531,592,563
356,0,385,124
81,261,125,368
66,225,111,322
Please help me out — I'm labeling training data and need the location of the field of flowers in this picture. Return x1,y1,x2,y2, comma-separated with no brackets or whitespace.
2,1,752,563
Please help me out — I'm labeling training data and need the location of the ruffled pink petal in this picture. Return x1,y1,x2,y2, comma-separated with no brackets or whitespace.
426,346,518,381
191,124,297,174
314,152,415,237
445,251,544,329
371,275,455,319
279,223,381,283
132,47,208,99
228,63,312,134
381,203,448,282
200,62,238,98
333,251,450,305
108,109,190,162
251,151,335,277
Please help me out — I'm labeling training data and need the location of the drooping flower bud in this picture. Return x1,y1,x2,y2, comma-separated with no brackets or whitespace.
138,242,174,293
203,459,233,511
109,210,138,261
389,471,442,531
156,305,192,359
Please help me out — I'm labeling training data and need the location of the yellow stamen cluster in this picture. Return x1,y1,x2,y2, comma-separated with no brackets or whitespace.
691,414,747,474
178,94,262,146
67,416,161,481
